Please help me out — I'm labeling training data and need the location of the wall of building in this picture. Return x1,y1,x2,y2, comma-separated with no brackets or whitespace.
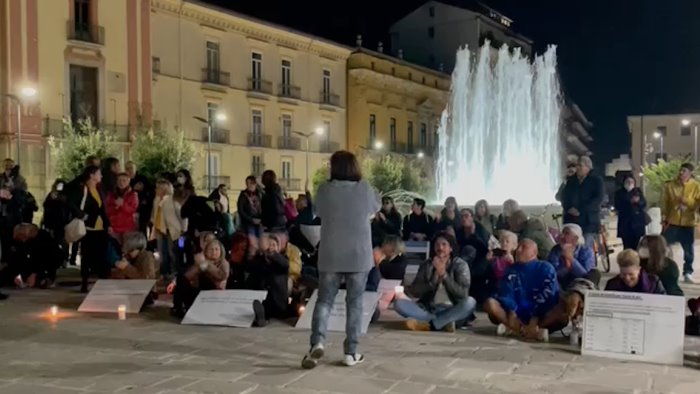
151,0,350,193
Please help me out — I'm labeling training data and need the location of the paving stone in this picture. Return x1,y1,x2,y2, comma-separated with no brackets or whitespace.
386,381,435,394
288,371,395,393
238,367,308,386
485,373,547,393
0,383,82,394
178,379,257,393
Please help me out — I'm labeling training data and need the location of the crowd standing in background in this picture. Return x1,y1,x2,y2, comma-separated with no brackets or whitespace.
0,153,699,366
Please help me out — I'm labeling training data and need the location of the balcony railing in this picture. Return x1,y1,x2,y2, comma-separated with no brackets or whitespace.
67,21,105,45
280,178,302,191
201,175,231,190
202,68,230,86
319,91,340,107
251,165,266,178
278,136,302,150
247,133,272,147
248,78,273,94
201,127,230,144
390,141,407,153
42,117,129,142
278,84,301,99
319,140,340,153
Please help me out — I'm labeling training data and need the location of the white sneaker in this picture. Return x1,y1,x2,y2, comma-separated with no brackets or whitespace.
684,274,697,284
301,343,324,370
342,353,365,367
496,323,514,337
538,328,549,343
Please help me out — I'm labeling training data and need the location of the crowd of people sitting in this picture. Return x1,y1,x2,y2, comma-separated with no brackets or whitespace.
0,152,697,366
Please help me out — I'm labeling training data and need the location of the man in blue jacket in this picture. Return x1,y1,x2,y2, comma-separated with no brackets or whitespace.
559,156,605,247
482,239,561,342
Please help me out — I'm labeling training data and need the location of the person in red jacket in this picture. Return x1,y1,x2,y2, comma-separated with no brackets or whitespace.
106,173,139,245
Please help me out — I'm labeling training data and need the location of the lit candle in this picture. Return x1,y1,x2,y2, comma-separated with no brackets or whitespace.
117,305,127,320
50,305,58,317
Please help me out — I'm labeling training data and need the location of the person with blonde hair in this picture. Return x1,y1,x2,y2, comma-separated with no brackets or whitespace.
152,178,186,282
172,239,230,316
366,235,409,291
638,235,683,296
605,249,665,294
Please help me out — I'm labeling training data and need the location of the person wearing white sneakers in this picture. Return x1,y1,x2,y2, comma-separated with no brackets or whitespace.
660,163,700,284
301,151,379,369
482,239,561,342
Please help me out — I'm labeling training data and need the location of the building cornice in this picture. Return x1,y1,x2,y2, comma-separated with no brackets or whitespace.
151,0,352,62
349,68,449,97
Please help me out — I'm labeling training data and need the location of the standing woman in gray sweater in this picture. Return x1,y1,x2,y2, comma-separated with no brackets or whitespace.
301,151,379,369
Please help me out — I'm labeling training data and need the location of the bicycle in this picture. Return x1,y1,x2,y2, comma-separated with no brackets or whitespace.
593,224,612,273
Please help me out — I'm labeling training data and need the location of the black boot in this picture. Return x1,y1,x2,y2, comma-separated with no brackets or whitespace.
253,300,267,327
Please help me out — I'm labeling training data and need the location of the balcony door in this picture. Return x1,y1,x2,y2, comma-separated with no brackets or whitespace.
251,109,263,145
322,69,331,101
281,60,291,95
206,41,220,81
69,64,98,123
252,52,262,90
282,114,292,141
74,0,91,37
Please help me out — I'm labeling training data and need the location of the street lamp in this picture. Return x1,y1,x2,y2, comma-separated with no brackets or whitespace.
2,87,37,167
374,140,384,150
417,151,425,159
682,118,698,162
293,126,326,183
193,112,226,191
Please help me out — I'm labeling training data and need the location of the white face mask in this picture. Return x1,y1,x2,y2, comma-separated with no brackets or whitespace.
624,183,634,191
638,247,650,259
177,176,186,185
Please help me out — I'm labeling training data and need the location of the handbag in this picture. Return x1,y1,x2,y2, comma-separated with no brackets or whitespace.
64,187,88,243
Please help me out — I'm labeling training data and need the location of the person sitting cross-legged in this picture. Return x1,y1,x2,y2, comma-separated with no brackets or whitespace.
394,231,476,332
248,233,293,326
482,239,562,342
111,231,156,280
547,223,600,288
605,249,666,294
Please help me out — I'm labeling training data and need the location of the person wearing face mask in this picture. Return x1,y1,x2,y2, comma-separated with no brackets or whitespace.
637,235,683,296
175,169,195,193
605,249,665,294
660,163,700,283
614,175,647,250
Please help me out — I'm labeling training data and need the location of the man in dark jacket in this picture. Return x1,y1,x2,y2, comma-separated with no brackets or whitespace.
559,156,605,247
402,198,434,241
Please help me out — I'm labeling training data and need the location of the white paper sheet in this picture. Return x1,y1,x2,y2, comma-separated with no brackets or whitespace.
78,279,156,314
295,290,380,334
181,290,268,328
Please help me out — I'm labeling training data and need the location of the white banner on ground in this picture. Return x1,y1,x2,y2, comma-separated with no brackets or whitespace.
377,279,402,312
78,279,156,314
582,290,685,365
295,290,381,334
181,290,268,328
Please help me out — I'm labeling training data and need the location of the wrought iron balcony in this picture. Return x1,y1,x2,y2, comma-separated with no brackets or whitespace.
278,136,302,150
67,21,105,45
201,127,230,144
278,84,301,99
319,140,340,153
248,78,273,94
202,68,230,86
247,133,272,147
280,178,302,191
319,90,340,107
201,175,231,190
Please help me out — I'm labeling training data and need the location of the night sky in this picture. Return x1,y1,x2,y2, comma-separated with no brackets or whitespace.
210,0,700,169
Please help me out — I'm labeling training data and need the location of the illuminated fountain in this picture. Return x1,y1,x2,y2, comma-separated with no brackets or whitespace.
435,43,562,206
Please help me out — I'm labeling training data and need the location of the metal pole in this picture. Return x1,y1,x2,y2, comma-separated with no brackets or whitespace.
694,125,698,163
207,122,212,192
15,101,21,167
305,135,310,182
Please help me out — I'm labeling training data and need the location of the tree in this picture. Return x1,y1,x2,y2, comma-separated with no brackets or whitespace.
131,128,200,183
48,118,119,180
311,165,329,196
642,157,699,206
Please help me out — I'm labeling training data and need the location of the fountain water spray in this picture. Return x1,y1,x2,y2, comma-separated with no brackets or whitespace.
436,43,562,206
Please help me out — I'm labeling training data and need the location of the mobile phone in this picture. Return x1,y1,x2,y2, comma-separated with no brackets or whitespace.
178,236,185,249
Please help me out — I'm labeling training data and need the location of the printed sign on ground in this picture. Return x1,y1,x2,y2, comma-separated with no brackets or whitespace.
181,290,268,328
582,290,685,365
78,279,156,314
295,290,381,334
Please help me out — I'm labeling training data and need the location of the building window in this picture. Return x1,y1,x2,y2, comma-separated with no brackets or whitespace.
428,26,434,38
207,102,218,124
322,69,331,101
281,59,292,95
252,155,264,176
407,121,414,151
323,120,331,144
369,114,376,145
206,41,220,72
390,118,397,150
282,114,292,140
251,109,263,145
74,0,91,32
69,64,98,123
657,126,667,136
429,6,435,17
282,159,292,180
251,52,262,89
152,57,161,74
681,124,692,136
208,153,220,177
420,123,427,147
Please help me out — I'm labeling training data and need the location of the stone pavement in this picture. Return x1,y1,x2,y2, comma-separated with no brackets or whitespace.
1,277,700,394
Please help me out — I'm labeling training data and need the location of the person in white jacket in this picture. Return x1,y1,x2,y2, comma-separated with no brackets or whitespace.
151,179,187,282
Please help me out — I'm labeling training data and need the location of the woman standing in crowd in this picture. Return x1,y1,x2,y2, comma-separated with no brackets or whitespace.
474,200,498,235
209,183,230,214
372,196,402,245
435,197,460,233
637,235,683,296
105,173,138,245
496,199,519,231
605,249,665,294
70,165,111,293
41,179,74,264
237,175,263,256
302,151,379,369
175,169,195,193
260,170,287,233
152,179,186,283
614,175,647,249
100,157,121,195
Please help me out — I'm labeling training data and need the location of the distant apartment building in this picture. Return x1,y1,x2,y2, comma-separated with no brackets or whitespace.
389,0,533,72
561,102,594,164
628,113,700,181
0,0,350,196
346,42,450,166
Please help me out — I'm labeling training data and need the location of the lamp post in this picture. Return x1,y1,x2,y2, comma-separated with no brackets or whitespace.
2,87,37,167
193,112,226,191
293,126,325,183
